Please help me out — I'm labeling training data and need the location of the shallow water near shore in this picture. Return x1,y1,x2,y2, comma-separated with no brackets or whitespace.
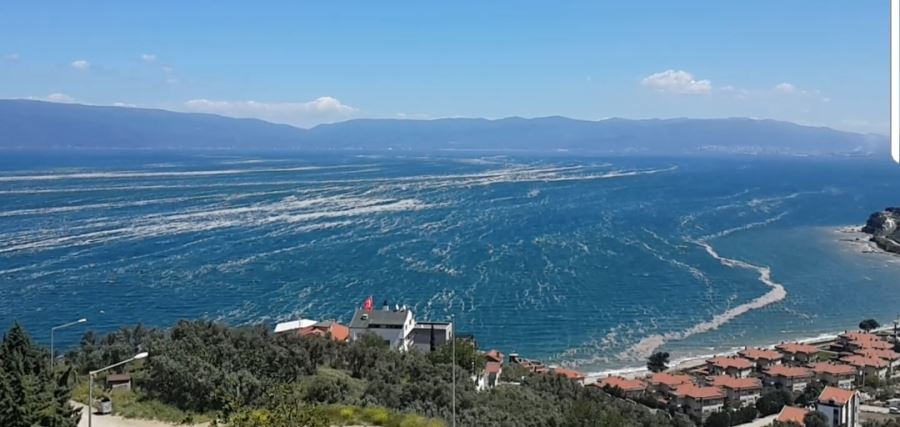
0,152,898,373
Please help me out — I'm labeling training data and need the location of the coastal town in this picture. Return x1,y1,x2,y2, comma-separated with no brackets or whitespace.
276,299,900,427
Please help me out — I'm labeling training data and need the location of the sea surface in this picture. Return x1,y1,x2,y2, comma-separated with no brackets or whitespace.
1,152,899,373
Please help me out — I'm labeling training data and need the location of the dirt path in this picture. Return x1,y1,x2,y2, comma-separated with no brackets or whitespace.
73,402,208,427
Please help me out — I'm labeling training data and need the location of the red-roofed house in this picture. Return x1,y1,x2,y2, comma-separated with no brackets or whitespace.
299,320,351,342
776,406,809,426
842,355,889,380
854,348,900,371
838,331,892,352
553,367,586,385
672,384,725,421
594,375,647,399
707,375,762,406
810,362,857,389
706,356,754,378
738,347,782,371
815,386,859,427
477,361,503,391
647,372,694,394
484,349,504,363
765,365,813,392
775,342,819,365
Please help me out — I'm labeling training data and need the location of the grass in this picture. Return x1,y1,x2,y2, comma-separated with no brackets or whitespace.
72,380,214,425
324,405,445,427
817,350,840,361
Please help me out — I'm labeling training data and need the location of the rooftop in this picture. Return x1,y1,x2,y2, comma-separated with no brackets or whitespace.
484,361,502,374
810,362,856,376
349,308,411,329
738,347,782,361
776,342,819,355
853,339,894,350
854,348,900,361
818,386,856,406
707,356,753,370
776,406,808,426
648,372,693,387
485,350,504,363
708,375,762,391
553,367,585,380
765,365,813,378
840,331,881,342
274,318,317,333
842,354,888,369
595,375,647,392
672,384,725,400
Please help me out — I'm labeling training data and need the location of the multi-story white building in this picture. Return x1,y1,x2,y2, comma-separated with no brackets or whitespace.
349,306,416,351
816,386,859,427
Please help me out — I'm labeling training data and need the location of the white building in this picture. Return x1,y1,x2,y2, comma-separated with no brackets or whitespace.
764,365,813,392
349,306,416,351
672,384,725,421
707,376,762,407
816,386,859,427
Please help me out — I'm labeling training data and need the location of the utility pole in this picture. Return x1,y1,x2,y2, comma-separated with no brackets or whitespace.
451,314,456,427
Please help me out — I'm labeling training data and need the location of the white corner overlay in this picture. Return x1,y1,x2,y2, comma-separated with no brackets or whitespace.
893,0,899,162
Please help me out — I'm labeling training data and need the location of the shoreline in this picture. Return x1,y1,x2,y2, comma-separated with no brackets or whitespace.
584,323,898,383
580,225,898,383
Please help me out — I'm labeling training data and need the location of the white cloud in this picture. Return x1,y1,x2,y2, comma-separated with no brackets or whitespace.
182,97,358,127
71,60,90,70
161,66,173,73
3,53,19,61
27,93,77,103
774,83,797,94
113,102,137,107
141,53,157,62
641,69,712,94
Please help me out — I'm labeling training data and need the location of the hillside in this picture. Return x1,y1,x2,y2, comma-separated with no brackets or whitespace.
0,100,888,155
862,208,900,254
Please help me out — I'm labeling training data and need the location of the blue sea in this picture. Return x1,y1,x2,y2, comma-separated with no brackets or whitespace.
1,152,899,373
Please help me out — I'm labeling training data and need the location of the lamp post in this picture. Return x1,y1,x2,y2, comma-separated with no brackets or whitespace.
50,318,87,370
450,314,456,427
88,352,148,427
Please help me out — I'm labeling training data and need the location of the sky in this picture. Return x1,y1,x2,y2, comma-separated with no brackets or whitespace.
0,1,891,134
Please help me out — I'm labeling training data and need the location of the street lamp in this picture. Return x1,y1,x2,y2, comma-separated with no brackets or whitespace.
50,318,87,370
88,352,148,427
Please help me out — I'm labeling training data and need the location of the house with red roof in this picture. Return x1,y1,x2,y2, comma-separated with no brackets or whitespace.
594,375,647,399
706,375,762,407
706,356,754,378
299,320,351,342
842,355,889,380
775,342,819,365
776,406,809,426
477,361,503,391
810,362,857,389
815,386,859,427
737,347,782,371
647,372,694,394
854,348,900,371
764,365,813,392
671,384,725,421
484,349,504,364
552,367,586,385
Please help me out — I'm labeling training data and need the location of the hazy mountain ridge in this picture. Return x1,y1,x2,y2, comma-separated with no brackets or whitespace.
0,100,887,155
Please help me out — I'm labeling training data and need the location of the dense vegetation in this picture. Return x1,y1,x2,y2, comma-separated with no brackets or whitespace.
0,323,80,427
63,319,689,427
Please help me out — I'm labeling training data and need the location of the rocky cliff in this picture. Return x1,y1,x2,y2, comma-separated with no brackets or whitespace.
862,208,900,254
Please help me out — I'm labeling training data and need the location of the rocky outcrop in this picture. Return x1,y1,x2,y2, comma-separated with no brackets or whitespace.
862,208,900,254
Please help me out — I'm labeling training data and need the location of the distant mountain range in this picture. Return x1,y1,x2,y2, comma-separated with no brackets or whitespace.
0,99,888,156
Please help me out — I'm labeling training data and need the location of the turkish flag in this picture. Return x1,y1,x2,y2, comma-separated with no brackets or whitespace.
363,296,373,312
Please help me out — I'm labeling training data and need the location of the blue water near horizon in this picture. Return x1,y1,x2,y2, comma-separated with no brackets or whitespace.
1,151,898,373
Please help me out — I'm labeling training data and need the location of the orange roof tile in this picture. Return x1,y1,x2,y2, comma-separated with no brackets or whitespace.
776,406,808,426
553,367,585,380
776,342,819,355
595,375,647,392
855,348,900,361
842,355,888,369
708,375,762,391
648,372,694,387
855,339,893,350
707,356,754,370
484,350,504,363
739,347,783,361
766,365,813,379
840,331,881,342
818,386,856,406
672,384,725,400
810,362,856,376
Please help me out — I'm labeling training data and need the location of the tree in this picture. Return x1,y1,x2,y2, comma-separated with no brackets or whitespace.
647,352,670,373
756,390,793,416
803,412,829,427
795,381,825,407
859,319,880,332
0,323,80,427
